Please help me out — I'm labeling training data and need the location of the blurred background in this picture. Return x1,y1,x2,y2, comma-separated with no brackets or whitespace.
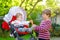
0,0,60,40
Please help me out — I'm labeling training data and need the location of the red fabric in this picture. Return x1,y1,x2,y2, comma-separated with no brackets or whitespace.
16,25,29,35
2,21,10,30
2,16,29,35
2,16,16,30
10,16,16,22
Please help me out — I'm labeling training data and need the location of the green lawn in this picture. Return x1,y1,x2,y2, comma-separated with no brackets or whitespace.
0,37,14,40
0,34,31,40
0,29,60,40
0,30,31,40
0,35,60,40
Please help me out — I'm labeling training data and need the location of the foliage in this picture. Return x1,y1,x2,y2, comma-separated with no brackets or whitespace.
0,0,60,38
51,23,60,37
0,0,60,16
0,0,21,16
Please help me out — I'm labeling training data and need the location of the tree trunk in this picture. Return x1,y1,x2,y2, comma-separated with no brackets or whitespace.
27,0,40,16
25,0,29,10
19,0,25,7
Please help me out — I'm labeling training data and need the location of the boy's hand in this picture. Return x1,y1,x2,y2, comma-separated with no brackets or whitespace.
32,24,37,27
31,24,37,30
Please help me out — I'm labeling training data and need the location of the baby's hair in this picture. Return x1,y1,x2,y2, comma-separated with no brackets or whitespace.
42,9,51,17
16,13,22,18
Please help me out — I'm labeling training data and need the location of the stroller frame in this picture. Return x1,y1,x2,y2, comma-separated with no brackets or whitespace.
9,22,37,40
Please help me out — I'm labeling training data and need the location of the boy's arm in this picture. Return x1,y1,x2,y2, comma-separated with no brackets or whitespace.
34,21,51,32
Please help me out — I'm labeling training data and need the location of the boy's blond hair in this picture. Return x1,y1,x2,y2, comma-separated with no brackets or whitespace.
42,9,51,17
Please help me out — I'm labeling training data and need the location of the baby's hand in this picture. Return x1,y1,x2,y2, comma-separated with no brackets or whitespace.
30,20,33,25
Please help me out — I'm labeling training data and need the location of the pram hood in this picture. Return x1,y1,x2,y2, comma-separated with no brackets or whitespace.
3,6,27,23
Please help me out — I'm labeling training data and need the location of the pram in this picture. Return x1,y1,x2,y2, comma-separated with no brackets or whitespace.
9,21,37,40
1,6,37,40
2,6,28,35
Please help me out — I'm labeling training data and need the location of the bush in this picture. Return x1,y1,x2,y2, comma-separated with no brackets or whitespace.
51,23,60,37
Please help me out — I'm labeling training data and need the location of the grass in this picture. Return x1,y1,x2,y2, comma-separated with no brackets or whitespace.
0,29,60,40
0,29,31,40
0,36,60,40
0,34,31,40
0,37,14,40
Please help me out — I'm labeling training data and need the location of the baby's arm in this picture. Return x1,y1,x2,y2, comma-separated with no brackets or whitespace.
24,20,33,25
22,21,30,27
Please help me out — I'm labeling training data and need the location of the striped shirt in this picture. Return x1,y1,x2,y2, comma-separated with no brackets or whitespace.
35,19,51,39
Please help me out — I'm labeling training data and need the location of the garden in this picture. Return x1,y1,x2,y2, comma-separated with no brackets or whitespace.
0,0,60,40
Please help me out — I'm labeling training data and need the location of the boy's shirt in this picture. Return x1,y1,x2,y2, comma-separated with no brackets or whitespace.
34,19,51,39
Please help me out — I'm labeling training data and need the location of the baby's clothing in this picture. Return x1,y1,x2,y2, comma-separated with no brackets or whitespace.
11,20,30,27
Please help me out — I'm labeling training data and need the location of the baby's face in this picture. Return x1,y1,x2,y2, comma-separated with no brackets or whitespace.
17,15,23,21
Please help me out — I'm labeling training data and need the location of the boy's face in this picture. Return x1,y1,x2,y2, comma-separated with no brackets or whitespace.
42,13,48,19
42,9,51,19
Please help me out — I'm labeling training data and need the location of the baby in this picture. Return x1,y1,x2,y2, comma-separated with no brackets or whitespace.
10,13,33,37
12,13,30,26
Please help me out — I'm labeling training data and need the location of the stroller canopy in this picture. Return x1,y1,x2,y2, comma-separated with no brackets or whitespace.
3,6,27,23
